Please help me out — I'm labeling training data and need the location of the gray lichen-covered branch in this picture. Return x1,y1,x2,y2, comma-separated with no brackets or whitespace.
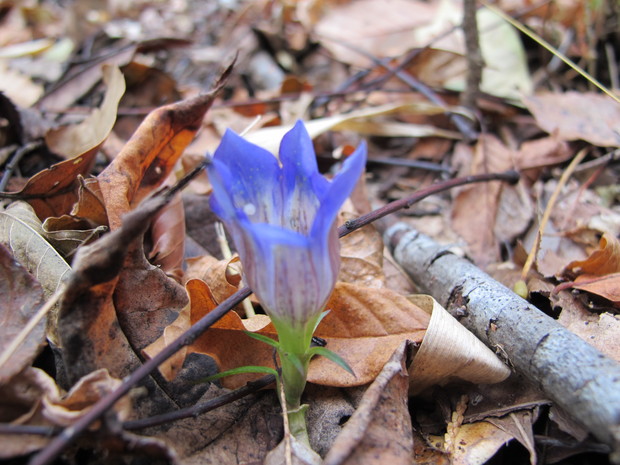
384,223,620,460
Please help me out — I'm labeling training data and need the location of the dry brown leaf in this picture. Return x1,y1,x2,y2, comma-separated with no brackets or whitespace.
431,421,514,465
451,136,516,266
338,211,385,288
185,254,254,309
148,192,185,275
44,65,125,159
323,341,413,465
0,202,70,345
42,215,106,257
0,243,45,384
523,92,620,147
564,232,620,277
71,176,108,227
0,367,131,458
12,151,99,219
98,84,225,230
146,279,429,389
572,273,620,308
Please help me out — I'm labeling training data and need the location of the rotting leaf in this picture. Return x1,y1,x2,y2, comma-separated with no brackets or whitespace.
322,341,412,465
0,243,45,384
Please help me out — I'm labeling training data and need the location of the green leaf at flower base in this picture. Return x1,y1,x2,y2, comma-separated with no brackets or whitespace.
243,330,280,349
308,346,356,377
196,365,278,383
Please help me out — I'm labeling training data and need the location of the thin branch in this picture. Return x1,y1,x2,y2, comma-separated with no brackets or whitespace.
123,374,276,430
461,0,484,111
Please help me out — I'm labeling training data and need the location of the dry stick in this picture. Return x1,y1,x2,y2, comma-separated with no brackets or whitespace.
29,170,518,465
383,224,620,460
461,0,484,111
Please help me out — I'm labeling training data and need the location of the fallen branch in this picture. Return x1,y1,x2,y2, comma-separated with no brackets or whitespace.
384,223,620,461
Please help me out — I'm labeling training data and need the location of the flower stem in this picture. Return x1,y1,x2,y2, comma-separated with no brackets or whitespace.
278,348,312,446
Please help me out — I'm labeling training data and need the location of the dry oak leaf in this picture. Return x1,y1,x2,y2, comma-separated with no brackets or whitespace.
146,279,430,389
571,273,620,308
97,70,229,230
564,232,620,277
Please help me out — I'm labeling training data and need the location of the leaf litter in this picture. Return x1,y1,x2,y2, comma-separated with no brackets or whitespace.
1,0,619,464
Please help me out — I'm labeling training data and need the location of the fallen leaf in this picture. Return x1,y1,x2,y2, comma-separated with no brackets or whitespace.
408,295,511,395
44,64,125,159
571,273,620,308
451,136,516,266
35,44,136,111
11,151,99,219
0,243,45,384
147,279,429,388
0,367,131,458
42,215,107,257
0,201,71,346
148,192,185,275
564,232,620,277
523,91,620,147
98,72,228,229
433,420,514,465
338,211,385,288
322,341,413,465
245,102,460,155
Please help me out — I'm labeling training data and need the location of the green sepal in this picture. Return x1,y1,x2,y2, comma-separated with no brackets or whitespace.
243,330,280,349
307,346,355,377
195,365,278,383
311,310,330,333
280,350,306,376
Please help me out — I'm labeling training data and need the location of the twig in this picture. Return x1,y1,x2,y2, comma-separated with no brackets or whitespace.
320,37,478,142
339,170,519,234
0,141,43,192
461,0,484,112
123,374,276,430
29,169,519,465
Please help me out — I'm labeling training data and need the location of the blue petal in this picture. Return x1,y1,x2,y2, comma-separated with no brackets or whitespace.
279,121,329,197
311,141,367,241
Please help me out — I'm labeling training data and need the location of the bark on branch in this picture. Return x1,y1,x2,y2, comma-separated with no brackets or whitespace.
384,223,620,460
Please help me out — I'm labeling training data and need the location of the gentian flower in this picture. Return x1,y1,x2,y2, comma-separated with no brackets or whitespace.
206,120,366,445
207,121,366,337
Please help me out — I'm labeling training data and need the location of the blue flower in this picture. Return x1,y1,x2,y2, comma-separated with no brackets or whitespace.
207,121,366,336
